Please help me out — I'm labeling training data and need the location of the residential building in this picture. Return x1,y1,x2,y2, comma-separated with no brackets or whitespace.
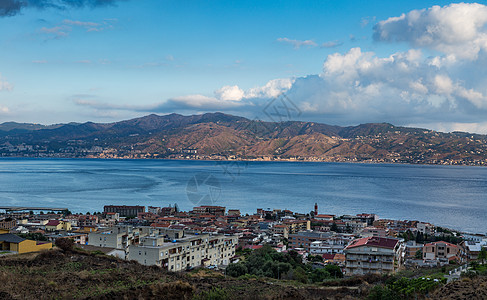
79,215,99,227
283,219,310,234
88,225,140,249
463,240,487,261
404,240,423,259
45,220,72,231
0,218,16,230
417,222,435,235
193,206,226,216
360,227,388,238
309,238,348,255
128,233,237,271
148,206,161,214
289,231,354,251
0,233,52,254
314,214,334,221
227,209,240,216
423,241,464,263
344,236,404,276
271,224,289,239
104,205,145,217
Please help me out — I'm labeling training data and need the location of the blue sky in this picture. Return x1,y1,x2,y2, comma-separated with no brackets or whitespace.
1,1,487,133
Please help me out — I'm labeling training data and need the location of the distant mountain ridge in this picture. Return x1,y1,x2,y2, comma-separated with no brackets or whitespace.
0,113,486,165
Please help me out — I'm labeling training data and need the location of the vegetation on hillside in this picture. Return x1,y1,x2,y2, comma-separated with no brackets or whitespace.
227,245,342,283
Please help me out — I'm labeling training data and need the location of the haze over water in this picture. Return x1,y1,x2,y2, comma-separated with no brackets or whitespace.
0,158,485,234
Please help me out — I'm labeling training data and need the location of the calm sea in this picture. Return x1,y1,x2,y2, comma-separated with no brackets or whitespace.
0,158,485,234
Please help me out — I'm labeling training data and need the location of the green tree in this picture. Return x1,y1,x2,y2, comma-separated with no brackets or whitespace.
415,249,423,259
308,255,323,263
324,264,343,278
478,247,487,265
292,266,308,284
309,268,330,283
226,263,247,277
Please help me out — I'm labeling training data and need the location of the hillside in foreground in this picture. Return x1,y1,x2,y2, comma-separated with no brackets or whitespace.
1,247,486,300
0,248,359,300
1,113,487,165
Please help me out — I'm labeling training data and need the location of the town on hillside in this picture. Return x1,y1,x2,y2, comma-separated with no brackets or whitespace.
1,203,486,279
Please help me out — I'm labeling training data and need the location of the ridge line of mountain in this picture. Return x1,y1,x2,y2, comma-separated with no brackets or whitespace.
0,112,486,165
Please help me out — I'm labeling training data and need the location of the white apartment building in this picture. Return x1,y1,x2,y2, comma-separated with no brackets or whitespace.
128,233,238,271
344,236,404,276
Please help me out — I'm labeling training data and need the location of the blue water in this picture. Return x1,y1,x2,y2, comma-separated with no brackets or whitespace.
0,158,485,234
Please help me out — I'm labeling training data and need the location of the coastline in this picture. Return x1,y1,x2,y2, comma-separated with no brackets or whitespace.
1,154,486,168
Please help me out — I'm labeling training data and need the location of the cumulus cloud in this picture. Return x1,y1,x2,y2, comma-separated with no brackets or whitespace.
214,85,244,101
0,0,126,17
76,3,487,133
277,37,317,49
279,46,487,125
374,3,487,60
245,78,294,99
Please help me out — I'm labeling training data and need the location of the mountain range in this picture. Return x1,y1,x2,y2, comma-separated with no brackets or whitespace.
0,112,486,165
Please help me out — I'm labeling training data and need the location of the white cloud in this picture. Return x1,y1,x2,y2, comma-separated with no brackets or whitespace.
277,37,317,49
374,3,487,60
214,85,244,101
245,78,294,99
74,3,487,133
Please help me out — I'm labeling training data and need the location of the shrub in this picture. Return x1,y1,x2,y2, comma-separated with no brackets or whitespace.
150,280,194,299
225,263,247,277
55,238,74,252
193,287,228,300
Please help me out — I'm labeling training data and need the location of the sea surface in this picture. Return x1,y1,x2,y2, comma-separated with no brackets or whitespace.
0,158,486,234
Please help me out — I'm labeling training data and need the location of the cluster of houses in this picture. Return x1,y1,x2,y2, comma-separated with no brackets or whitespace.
1,203,486,277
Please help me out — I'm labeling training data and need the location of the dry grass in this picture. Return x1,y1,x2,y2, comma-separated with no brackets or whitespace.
0,249,359,300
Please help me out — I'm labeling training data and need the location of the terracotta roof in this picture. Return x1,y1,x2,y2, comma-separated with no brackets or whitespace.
322,253,335,260
243,245,263,250
45,220,61,227
345,236,399,250
315,214,334,218
424,241,459,248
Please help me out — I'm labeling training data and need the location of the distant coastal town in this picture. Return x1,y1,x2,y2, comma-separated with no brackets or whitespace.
2,113,487,167
1,203,485,280
2,142,487,167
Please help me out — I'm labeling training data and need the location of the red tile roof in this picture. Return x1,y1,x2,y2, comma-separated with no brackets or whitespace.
322,253,335,260
345,236,399,250
45,220,61,227
424,241,459,248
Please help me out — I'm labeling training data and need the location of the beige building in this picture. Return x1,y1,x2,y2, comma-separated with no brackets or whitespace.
45,220,72,232
423,241,464,263
128,233,237,271
344,236,404,276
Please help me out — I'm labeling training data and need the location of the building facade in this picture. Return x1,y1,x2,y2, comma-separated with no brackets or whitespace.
344,236,404,276
104,205,145,217
128,233,237,271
